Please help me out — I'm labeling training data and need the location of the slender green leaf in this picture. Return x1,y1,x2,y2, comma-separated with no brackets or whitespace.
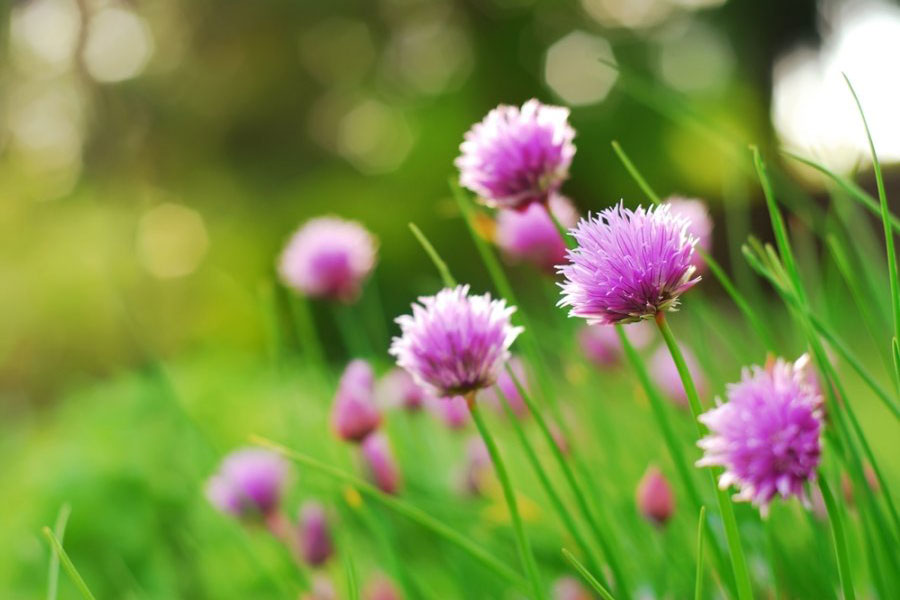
42,527,96,600
47,504,71,600
562,549,616,600
695,506,707,600
819,478,856,600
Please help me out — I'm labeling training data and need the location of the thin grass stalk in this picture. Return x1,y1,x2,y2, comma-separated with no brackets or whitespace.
344,550,359,600
42,527,96,600
494,385,608,588
818,478,856,600
468,398,546,599
251,435,528,590
47,504,71,600
562,549,616,600
409,223,456,288
843,74,900,387
655,314,754,600
695,506,707,600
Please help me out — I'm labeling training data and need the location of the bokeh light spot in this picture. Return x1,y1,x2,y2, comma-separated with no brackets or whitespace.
83,7,155,83
544,31,617,106
137,203,209,279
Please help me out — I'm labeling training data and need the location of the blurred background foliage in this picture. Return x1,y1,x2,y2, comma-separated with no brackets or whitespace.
2,0,900,597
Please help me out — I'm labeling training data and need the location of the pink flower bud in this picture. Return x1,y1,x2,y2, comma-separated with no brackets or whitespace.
298,502,334,567
205,448,288,520
636,465,675,526
332,360,381,442
361,432,401,494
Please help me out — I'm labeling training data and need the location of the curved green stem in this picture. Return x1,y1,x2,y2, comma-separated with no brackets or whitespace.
563,548,616,600
819,477,856,600
468,399,546,599
42,527,96,600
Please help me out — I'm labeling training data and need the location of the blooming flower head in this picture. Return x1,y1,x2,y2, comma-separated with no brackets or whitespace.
456,99,576,210
278,216,377,302
495,194,579,272
427,395,471,430
378,367,432,412
206,448,288,520
578,320,653,367
636,465,675,526
389,285,523,397
558,202,700,324
298,502,334,567
664,196,712,271
697,356,824,514
481,357,529,419
650,343,706,408
332,360,381,442
361,432,401,494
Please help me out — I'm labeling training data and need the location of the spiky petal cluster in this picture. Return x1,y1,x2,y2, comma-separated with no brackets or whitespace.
664,196,713,271
697,357,824,514
495,194,579,272
205,448,288,519
278,216,377,302
389,285,523,397
558,203,700,324
456,99,576,210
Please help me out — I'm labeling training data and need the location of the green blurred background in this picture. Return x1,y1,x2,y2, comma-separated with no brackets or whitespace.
3,0,899,597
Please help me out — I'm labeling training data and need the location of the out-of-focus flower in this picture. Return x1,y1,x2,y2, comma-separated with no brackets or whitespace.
363,575,401,600
482,357,529,419
379,367,432,412
390,285,522,397
427,395,470,430
578,321,653,367
558,203,700,324
636,465,675,526
552,575,592,600
495,194,579,273
456,99,576,210
650,344,706,408
550,422,570,457
332,360,381,443
301,575,337,600
206,448,288,520
698,356,824,515
361,432,401,494
664,196,712,271
298,502,334,567
460,436,493,496
278,216,377,303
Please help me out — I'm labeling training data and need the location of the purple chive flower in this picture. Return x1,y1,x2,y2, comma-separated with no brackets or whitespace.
650,343,706,408
278,216,377,303
558,202,700,325
206,448,288,520
697,356,824,514
389,285,523,397
495,194,579,273
460,436,493,496
482,357,529,419
361,432,401,494
636,465,675,526
456,99,576,210
578,320,653,367
427,395,471,430
332,360,381,443
298,502,334,567
664,196,712,271
552,576,592,600
378,367,432,412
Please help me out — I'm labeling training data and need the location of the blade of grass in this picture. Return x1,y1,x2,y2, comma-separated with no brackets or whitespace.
42,527,96,600
562,548,616,600
47,504,71,600
409,223,456,288
344,550,359,600
695,506,707,600
250,435,527,590
819,478,856,600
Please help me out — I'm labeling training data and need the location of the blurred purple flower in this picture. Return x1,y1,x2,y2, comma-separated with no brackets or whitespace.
206,448,288,520
578,321,653,367
650,343,706,408
379,367,432,412
636,465,675,526
278,216,377,302
495,194,579,272
389,285,522,397
332,360,381,443
456,99,576,210
298,502,334,567
481,357,529,419
558,203,700,324
698,356,824,515
427,395,471,430
664,196,712,271
552,576,592,600
460,435,493,496
361,432,401,494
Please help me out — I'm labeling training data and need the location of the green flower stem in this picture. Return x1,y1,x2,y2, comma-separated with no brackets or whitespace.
655,314,754,600
251,435,528,590
562,548,616,600
47,504,71,600
819,477,856,600
695,506,707,600
494,385,609,589
42,527,96,600
468,398,546,600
